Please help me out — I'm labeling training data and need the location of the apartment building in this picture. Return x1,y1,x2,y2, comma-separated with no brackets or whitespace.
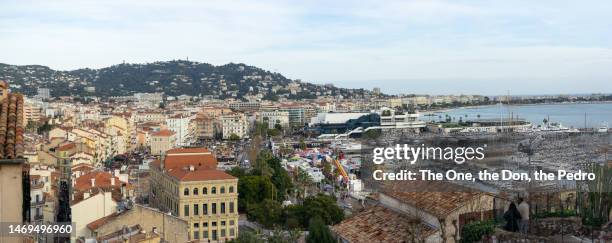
220,113,248,139
259,110,289,129
150,148,239,242
150,129,176,156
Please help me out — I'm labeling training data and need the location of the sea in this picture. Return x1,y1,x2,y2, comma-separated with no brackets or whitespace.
424,103,612,129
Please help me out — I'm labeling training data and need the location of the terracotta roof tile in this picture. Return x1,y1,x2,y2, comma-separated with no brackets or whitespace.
382,181,484,218
151,129,175,137
0,91,25,160
332,205,437,243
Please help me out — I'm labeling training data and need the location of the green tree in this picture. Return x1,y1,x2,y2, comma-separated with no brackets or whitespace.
248,199,283,228
231,230,264,243
295,167,313,201
306,216,334,243
229,133,240,141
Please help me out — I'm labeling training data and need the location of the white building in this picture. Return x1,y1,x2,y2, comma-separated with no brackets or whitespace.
221,113,249,139
378,107,426,129
260,110,290,129
166,114,194,146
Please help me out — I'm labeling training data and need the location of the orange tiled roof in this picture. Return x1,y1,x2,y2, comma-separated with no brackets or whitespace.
151,129,175,137
151,147,235,182
332,205,437,243
382,181,484,218
0,92,25,160
56,143,76,151
74,171,126,192
166,168,235,181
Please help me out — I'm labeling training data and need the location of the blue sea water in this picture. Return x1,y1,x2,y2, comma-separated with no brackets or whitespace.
425,103,612,128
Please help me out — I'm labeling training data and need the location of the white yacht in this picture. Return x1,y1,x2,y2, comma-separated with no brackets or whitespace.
598,122,609,133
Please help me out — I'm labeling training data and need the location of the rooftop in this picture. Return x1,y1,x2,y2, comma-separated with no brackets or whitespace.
382,181,486,218
0,91,25,162
332,205,438,243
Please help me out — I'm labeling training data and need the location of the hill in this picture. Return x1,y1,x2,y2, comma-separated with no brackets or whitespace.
0,60,370,100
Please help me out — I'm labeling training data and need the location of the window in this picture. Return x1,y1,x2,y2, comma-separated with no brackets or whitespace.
203,187,207,194
230,220,235,226
194,223,199,228
183,188,189,196
229,202,235,213
194,204,199,215
229,186,234,193
194,231,199,239
212,203,217,214
203,203,208,215
230,228,235,236
203,231,208,239
184,205,189,216
203,222,208,228
221,229,226,237
220,186,225,194
221,221,226,226
211,187,217,194
193,188,198,195
212,221,217,227
212,230,218,241
221,202,226,214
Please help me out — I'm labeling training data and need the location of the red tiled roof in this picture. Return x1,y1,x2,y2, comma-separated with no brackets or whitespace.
151,147,235,181
382,181,485,218
56,143,76,151
86,212,119,231
74,171,126,192
151,129,175,137
167,168,235,181
332,205,438,243
0,92,25,160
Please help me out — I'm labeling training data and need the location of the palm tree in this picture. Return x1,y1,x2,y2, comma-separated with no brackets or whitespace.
295,167,313,201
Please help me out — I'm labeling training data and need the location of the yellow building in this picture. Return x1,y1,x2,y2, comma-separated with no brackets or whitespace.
150,148,238,242
149,129,176,156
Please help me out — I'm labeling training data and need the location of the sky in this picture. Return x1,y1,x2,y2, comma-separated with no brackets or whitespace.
1,0,611,95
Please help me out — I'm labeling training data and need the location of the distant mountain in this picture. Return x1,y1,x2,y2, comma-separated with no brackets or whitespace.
0,60,370,100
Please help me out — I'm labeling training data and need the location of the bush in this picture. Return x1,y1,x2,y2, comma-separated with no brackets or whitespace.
461,220,495,243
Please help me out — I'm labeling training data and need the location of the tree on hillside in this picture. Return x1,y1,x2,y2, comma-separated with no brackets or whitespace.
306,216,334,243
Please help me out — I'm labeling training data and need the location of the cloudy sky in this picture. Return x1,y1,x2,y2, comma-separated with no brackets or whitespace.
1,0,611,95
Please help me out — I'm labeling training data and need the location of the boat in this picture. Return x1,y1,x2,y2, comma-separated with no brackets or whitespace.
597,122,609,133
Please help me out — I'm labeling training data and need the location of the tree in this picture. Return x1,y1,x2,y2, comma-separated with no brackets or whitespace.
306,216,334,243
362,129,381,139
295,167,313,201
248,199,283,228
231,230,264,243
229,133,240,141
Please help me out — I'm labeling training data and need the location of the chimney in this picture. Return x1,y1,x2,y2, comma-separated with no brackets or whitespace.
91,178,95,187
111,177,116,186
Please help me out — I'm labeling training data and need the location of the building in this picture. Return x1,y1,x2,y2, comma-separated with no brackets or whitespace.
194,115,219,140
333,205,441,242
259,110,289,129
86,204,188,243
0,81,29,242
36,88,51,100
150,129,176,156
166,114,194,146
278,106,305,128
309,112,380,135
229,101,260,111
149,148,239,242
221,113,248,139
378,107,426,130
